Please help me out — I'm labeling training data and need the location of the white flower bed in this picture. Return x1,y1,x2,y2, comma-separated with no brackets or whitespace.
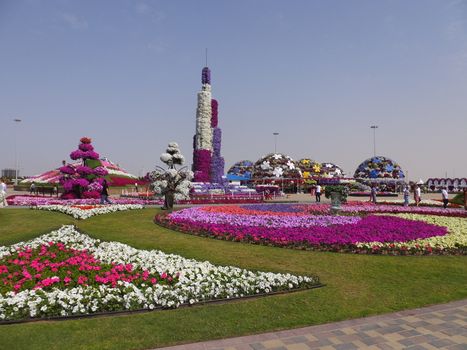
0,226,318,321
33,204,144,220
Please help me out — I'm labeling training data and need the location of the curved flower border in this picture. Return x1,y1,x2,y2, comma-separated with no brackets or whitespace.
33,204,144,220
155,204,467,255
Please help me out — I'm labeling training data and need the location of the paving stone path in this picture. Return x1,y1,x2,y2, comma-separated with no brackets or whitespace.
159,299,467,350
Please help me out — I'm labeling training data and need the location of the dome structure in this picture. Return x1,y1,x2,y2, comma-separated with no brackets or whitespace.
252,153,301,180
297,158,322,178
354,156,405,180
226,160,254,181
320,162,345,178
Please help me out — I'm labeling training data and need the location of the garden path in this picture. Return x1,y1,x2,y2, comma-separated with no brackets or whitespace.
158,299,467,350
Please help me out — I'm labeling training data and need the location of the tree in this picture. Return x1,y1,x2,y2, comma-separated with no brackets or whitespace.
150,142,193,210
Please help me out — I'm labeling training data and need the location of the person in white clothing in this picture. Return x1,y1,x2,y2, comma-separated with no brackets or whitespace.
0,179,7,207
315,184,321,202
441,187,449,209
415,185,421,206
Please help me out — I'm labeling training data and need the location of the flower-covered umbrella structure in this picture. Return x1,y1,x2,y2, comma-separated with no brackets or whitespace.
150,142,193,210
320,163,345,178
58,137,108,199
354,156,405,191
226,160,254,182
252,154,302,192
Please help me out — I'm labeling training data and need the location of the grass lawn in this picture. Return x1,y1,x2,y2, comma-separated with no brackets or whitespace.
0,208,466,350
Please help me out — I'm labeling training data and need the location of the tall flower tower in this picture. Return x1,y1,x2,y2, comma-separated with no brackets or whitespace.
192,66,225,183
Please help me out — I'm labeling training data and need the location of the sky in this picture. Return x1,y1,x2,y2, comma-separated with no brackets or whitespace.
1,0,466,182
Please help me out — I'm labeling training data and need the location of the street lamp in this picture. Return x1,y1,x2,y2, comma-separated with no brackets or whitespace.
13,118,22,185
273,132,279,153
370,125,378,157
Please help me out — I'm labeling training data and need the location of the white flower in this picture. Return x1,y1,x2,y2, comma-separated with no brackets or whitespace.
286,161,295,170
261,161,271,170
160,153,173,163
273,167,283,178
272,154,282,160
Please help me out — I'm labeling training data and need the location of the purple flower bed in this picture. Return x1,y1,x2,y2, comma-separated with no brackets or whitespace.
155,204,452,254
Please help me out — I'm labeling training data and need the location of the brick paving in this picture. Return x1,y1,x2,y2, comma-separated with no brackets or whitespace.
158,299,467,350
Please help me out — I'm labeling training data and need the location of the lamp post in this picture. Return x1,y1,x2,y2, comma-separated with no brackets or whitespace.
13,118,22,185
273,132,279,153
370,125,378,157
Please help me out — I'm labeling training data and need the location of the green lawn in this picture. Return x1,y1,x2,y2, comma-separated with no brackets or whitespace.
1,208,466,350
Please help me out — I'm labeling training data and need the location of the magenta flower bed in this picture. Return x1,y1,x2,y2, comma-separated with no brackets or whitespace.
0,242,175,295
155,204,452,254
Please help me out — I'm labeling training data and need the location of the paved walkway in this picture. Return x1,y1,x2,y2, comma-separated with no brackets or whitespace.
159,299,467,350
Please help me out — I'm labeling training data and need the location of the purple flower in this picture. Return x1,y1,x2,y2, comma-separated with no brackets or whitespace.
211,99,218,127
79,143,94,152
70,150,85,160
202,67,211,85
76,166,93,175
93,166,108,176
59,165,75,175
193,149,211,182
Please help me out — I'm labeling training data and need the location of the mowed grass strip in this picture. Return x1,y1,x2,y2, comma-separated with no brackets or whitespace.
0,208,466,350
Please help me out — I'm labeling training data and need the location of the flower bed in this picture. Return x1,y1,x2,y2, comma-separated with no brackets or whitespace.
33,204,144,220
7,195,162,206
155,204,467,255
0,226,319,322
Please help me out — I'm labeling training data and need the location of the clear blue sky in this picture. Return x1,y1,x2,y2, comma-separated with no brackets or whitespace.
1,0,466,181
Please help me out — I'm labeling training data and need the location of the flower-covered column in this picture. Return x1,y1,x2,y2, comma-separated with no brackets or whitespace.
193,67,213,182
210,99,225,183
192,67,224,183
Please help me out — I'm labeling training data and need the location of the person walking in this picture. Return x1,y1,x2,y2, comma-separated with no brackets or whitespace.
315,184,322,202
100,179,112,204
0,179,8,207
441,187,449,209
403,186,410,207
415,185,421,206
370,185,377,204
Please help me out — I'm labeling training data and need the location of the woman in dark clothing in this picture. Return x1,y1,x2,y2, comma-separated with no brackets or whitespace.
100,179,112,204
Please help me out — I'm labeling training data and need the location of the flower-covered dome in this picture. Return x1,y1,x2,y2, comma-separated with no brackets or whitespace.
354,156,405,180
227,160,254,180
297,158,322,178
252,153,302,180
320,163,345,178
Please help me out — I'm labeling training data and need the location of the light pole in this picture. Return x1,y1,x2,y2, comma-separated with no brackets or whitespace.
273,132,279,153
13,118,22,185
370,125,378,157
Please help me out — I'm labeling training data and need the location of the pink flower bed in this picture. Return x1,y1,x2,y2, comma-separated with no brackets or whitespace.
0,242,176,295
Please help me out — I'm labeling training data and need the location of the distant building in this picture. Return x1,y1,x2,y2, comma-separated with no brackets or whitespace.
1,168,17,178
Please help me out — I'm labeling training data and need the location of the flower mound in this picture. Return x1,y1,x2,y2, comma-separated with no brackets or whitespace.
0,226,318,321
155,204,467,255
33,204,143,220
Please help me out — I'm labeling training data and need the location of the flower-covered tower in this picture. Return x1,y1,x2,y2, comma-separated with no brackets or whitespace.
192,67,224,183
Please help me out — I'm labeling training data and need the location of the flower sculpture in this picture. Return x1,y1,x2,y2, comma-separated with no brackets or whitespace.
297,158,322,178
252,154,301,182
227,160,254,180
320,163,345,178
150,142,193,210
59,137,108,199
192,67,224,183
354,156,405,181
